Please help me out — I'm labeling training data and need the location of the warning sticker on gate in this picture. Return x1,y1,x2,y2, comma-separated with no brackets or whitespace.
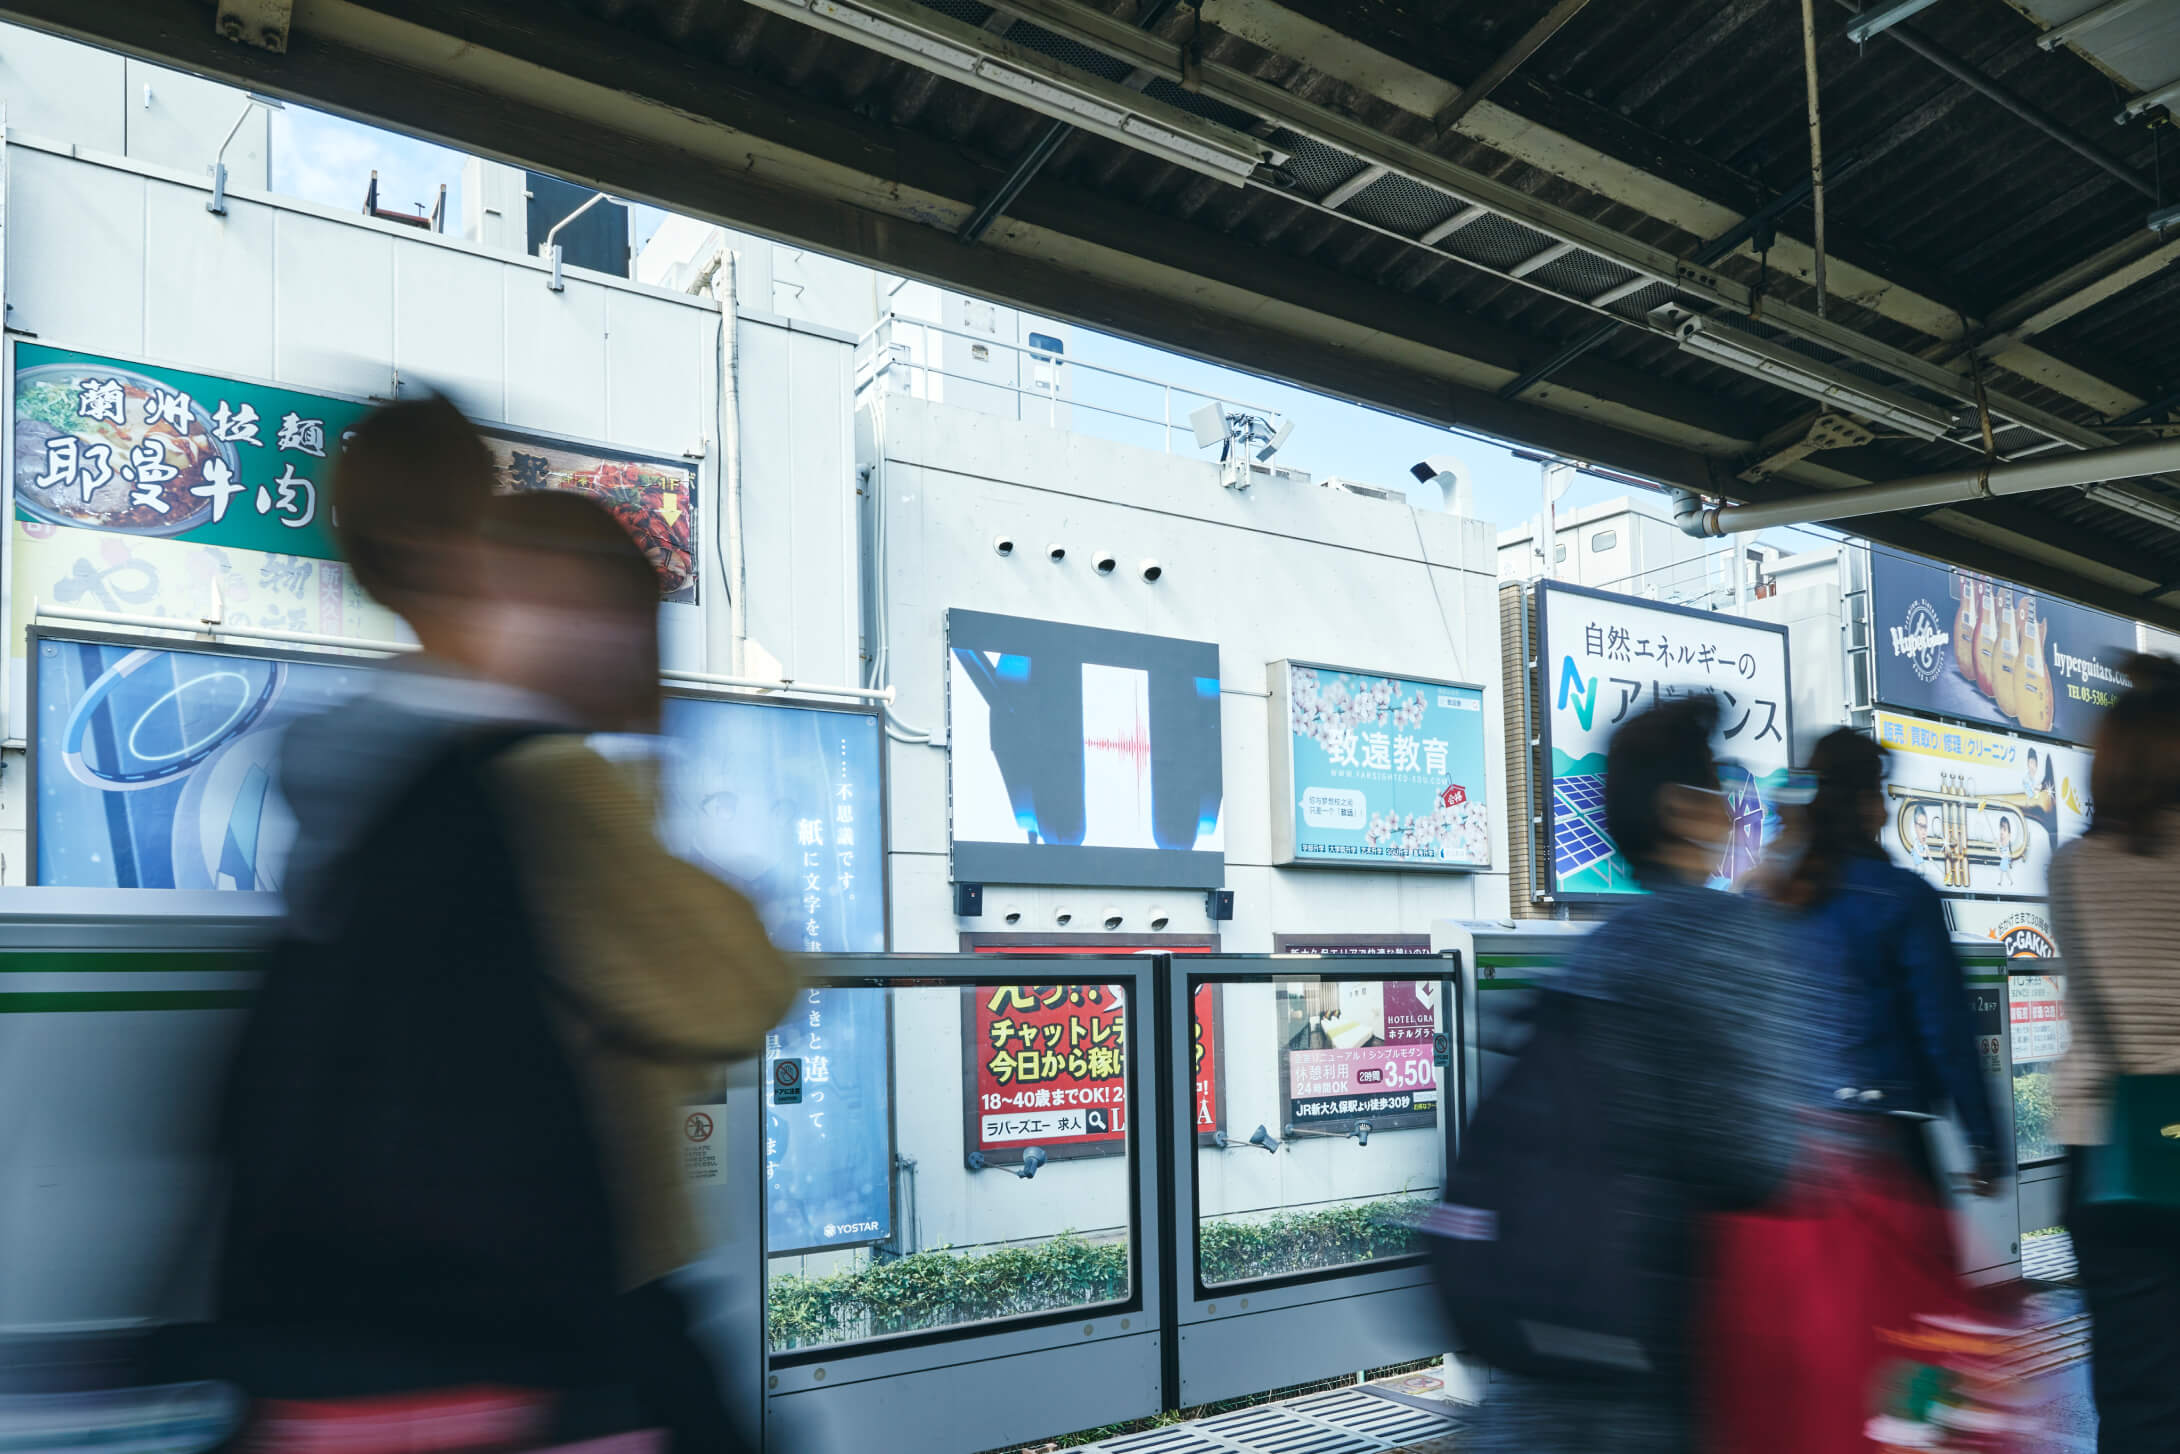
682,1103,726,1185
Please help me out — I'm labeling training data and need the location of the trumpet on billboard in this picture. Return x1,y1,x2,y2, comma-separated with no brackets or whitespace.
1885,774,2047,889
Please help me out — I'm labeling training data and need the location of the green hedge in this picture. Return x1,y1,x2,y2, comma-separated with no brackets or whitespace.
2014,1070,2056,1163
767,1199,1426,1352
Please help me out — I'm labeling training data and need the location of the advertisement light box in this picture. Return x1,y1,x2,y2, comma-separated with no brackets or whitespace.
947,609,1224,890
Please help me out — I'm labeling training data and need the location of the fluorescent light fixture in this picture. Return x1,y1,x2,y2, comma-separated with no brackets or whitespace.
1846,0,1946,45
2152,202,2180,233
743,0,1276,185
2119,77,2180,124
2089,484,2180,533
1668,313,1961,440
976,59,1127,128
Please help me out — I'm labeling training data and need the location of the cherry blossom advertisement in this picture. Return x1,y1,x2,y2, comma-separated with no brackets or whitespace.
1277,978,1443,1135
1269,661,1489,870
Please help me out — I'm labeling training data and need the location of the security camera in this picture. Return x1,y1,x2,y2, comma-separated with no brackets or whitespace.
1047,543,1067,562
1094,553,1117,575
993,535,1015,557
1139,559,1163,583
1409,455,1472,515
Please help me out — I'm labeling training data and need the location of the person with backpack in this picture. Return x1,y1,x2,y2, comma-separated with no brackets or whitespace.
2049,654,2180,1453
1444,695,1808,1454
204,401,794,1452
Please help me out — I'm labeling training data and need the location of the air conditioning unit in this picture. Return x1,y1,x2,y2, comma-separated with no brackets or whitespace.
1322,476,1407,505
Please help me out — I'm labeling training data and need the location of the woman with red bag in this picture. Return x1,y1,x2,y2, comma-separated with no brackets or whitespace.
1711,730,2009,1453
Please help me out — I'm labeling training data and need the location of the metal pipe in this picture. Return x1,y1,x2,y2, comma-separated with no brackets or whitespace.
32,600,897,703
717,249,748,676
2039,0,2158,50
1518,584,1544,904
541,190,610,291
1672,436,2180,536
1800,0,1829,319
34,600,417,654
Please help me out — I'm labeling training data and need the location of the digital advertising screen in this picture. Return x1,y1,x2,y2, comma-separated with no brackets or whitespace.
30,633,374,890
1535,581,1793,900
947,609,1224,889
35,633,888,955
1268,661,1489,871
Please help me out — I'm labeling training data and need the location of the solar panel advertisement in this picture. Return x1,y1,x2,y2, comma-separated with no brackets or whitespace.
1535,581,1793,899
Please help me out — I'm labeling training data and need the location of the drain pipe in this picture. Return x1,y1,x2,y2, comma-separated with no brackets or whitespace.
1671,436,2180,537
1799,0,1828,318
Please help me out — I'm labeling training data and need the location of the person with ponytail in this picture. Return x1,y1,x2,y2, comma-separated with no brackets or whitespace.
1776,728,2002,1191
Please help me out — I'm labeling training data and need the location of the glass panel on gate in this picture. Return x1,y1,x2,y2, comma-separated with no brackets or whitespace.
764,980,1134,1354
1193,976,1446,1288
2007,970,2068,1166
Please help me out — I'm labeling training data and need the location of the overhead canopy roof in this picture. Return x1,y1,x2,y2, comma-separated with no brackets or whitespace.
16,0,2180,623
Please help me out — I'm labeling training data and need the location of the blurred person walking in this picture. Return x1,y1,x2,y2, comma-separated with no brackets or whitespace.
2050,654,2180,1454
1445,696,1807,1454
202,400,794,1453
1772,728,2004,1190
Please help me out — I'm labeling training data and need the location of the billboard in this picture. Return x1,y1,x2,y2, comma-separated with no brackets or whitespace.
31,634,373,889
1268,662,1489,870
657,695,885,954
963,982,1129,1165
1277,978,1442,1135
12,341,701,602
1535,581,1792,899
13,343,362,559
1873,710,2091,900
764,986,893,1255
34,633,887,952
1868,548,2133,745
947,610,1223,889
1946,899,2060,960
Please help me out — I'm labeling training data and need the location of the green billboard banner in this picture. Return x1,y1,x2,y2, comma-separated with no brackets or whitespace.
13,342,364,560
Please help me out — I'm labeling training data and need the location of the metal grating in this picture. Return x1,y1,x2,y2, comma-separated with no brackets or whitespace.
1440,212,1564,275
1194,1406,1377,1453
1339,172,1470,238
1138,76,1264,133
1095,1429,1235,1454
1003,18,1135,84
1286,1388,1454,1446
1273,132,1368,198
1522,250,1640,306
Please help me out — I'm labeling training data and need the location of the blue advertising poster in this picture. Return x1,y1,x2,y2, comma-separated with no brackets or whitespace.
765,985,893,1254
32,635,373,889
35,635,889,959
1269,661,1490,869
657,695,885,954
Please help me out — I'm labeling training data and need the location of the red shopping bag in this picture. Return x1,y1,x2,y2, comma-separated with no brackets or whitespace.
1703,1133,1982,1454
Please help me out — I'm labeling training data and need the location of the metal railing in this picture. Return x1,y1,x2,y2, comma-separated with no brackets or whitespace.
855,313,1281,456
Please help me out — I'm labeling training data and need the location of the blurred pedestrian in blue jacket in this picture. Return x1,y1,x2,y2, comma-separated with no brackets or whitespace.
1773,728,2003,1190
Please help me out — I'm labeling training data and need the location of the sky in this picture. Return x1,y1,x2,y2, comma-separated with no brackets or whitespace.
264,103,1824,571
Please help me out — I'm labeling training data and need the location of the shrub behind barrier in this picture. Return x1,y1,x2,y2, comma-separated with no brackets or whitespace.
767,1197,1428,1351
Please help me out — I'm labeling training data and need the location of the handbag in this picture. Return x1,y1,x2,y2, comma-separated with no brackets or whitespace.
2064,956,2180,1213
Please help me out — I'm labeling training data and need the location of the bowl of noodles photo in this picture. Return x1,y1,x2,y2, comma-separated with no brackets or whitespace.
13,362,240,537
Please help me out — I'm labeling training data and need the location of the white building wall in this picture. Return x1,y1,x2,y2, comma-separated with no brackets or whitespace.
858,391,1504,1257
0,132,837,875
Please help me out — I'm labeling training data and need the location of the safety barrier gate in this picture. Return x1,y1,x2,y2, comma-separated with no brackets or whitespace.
0,896,2030,1454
